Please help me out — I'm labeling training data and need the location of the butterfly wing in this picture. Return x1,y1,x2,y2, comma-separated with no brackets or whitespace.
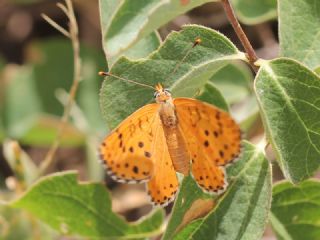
99,103,159,183
147,117,179,206
188,136,227,193
174,98,242,193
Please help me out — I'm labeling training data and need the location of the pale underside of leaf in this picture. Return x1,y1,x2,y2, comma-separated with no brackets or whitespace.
101,0,217,57
232,0,277,25
279,0,320,69
255,58,320,183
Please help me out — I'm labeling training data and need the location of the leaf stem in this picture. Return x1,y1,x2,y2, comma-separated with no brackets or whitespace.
221,0,258,72
39,0,81,175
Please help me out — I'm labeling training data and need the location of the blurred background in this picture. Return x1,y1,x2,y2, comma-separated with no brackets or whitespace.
0,0,280,239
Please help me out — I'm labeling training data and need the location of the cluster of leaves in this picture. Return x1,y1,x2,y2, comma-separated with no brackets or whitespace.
1,0,320,239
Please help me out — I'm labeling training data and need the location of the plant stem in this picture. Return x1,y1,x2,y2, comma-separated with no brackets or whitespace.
39,0,81,175
221,0,258,72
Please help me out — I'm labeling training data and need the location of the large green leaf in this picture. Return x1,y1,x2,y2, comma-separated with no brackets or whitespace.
165,141,271,240
232,0,277,24
10,171,164,239
100,25,243,128
271,180,320,240
255,58,320,183
279,0,320,69
99,0,216,58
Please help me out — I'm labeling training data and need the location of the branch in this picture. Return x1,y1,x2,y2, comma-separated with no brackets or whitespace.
221,0,258,72
39,0,81,174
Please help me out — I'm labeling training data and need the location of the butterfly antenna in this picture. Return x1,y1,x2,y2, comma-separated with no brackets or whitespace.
168,37,201,78
99,38,201,90
98,71,156,90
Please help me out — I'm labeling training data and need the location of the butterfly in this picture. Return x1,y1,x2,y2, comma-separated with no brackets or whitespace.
99,82,242,206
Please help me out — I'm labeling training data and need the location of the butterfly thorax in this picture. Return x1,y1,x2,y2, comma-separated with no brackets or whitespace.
158,99,177,127
155,85,178,127
156,89,190,176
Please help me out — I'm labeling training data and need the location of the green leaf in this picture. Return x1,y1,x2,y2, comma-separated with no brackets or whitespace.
206,62,259,132
232,0,277,25
209,62,253,105
163,141,272,240
100,25,243,128
98,0,162,63
99,0,217,58
0,57,5,141
122,32,161,60
31,39,73,116
30,39,105,119
0,61,88,146
0,204,57,240
162,175,213,240
3,66,41,138
279,0,320,69
271,180,320,240
254,58,320,183
234,95,259,131
11,171,164,238
109,32,162,65
196,83,229,112
20,116,85,147
77,45,106,133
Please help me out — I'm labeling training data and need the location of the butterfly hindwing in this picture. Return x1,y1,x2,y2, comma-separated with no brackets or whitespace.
147,117,179,206
189,138,228,193
99,104,159,183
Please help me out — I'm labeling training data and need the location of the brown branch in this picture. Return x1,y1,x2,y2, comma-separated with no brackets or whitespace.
39,0,81,175
221,0,258,72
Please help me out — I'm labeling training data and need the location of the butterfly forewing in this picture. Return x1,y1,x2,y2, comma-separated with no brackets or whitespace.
99,104,159,183
174,98,242,193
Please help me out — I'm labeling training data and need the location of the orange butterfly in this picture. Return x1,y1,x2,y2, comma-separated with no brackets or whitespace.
99,81,242,206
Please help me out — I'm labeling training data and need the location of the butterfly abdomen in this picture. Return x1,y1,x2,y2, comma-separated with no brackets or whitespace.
163,126,190,176
159,100,190,176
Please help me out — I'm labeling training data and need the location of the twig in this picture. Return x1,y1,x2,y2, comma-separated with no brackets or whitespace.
41,14,70,38
221,0,259,72
39,0,81,175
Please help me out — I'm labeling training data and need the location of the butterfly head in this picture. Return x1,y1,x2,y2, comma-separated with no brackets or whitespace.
154,83,172,103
